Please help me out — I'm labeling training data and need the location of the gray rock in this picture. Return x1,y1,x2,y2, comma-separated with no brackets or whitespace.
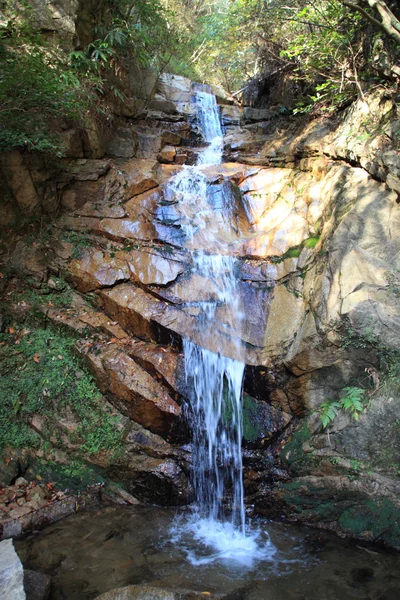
148,99,177,114
242,107,271,123
0,539,26,600
106,128,138,158
24,570,51,600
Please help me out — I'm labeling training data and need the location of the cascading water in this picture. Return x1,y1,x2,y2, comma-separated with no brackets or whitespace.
167,87,275,565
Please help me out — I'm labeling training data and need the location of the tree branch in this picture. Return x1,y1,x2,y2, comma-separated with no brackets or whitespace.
342,1,389,34
342,0,400,44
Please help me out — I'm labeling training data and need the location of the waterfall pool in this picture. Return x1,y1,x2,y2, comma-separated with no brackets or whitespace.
15,505,400,599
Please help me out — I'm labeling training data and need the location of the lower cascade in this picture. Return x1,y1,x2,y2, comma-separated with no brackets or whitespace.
168,87,273,563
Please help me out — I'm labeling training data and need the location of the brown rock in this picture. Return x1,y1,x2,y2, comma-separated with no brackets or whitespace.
68,250,130,292
0,151,41,215
117,159,159,199
127,247,186,286
102,349,181,436
158,146,176,164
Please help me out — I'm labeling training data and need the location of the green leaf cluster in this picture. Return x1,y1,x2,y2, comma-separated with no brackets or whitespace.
320,386,367,428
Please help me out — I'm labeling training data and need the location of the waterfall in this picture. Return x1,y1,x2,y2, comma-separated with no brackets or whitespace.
166,85,263,561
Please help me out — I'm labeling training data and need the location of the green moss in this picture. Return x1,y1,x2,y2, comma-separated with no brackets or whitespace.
339,499,400,546
281,424,313,474
242,394,263,442
0,325,123,458
282,246,302,260
61,229,92,259
34,458,106,492
303,236,320,249
11,281,73,311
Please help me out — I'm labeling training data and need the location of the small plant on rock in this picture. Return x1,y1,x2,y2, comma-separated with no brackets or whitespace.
319,386,367,429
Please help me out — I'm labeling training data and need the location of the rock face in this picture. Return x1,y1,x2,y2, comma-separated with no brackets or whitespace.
1,75,400,546
0,539,25,600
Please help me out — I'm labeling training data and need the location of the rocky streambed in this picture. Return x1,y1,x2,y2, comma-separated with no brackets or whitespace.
1,73,400,549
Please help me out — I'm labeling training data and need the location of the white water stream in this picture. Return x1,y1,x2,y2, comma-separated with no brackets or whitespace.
167,88,275,564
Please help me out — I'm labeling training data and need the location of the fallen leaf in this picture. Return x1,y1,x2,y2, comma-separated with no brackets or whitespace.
8,327,15,334
33,354,41,363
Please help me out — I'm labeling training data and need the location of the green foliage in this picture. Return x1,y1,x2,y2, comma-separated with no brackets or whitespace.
0,325,123,457
319,387,367,428
342,325,400,395
303,236,320,249
319,400,341,429
0,21,93,153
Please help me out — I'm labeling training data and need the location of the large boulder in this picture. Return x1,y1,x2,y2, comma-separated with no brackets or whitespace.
0,539,25,600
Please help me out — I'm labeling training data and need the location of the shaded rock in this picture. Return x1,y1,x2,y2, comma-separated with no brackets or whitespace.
23,570,51,600
107,128,138,158
9,241,52,285
60,128,84,158
29,0,78,36
0,151,41,216
0,539,25,600
128,66,158,102
64,159,111,181
148,99,177,114
243,107,271,123
61,179,113,212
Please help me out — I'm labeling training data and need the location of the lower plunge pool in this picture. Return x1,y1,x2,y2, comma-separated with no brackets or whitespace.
15,505,400,600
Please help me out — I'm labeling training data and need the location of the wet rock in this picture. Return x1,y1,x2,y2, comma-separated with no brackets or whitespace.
95,585,222,600
128,341,185,397
221,106,243,126
23,570,51,600
117,159,159,199
127,247,186,286
0,539,25,600
68,250,130,292
80,344,181,438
